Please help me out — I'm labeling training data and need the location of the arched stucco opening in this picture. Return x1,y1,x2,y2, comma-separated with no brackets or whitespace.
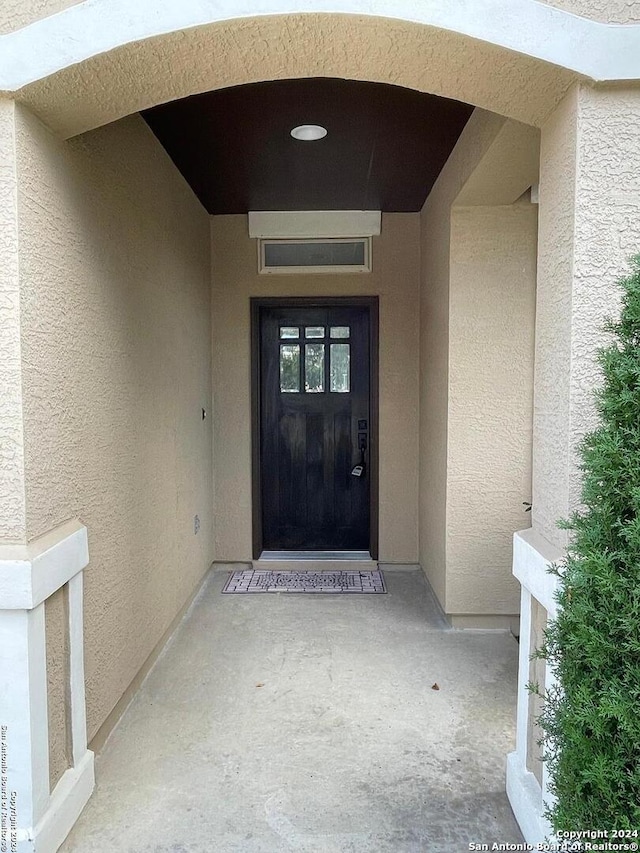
6,5,640,851
5,9,588,138
3,0,640,140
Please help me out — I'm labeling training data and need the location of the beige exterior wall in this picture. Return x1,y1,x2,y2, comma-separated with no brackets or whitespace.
542,0,640,22
533,84,640,547
531,89,577,548
0,0,81,34
45,586,71,789
15,105,213,780
0,100,26,543
419,110,505,607
447,203,537,618
8,0,639,33
420,111,538,621
527,598,547,786
518,87,640,809
211,213,420,563
418,212,450,605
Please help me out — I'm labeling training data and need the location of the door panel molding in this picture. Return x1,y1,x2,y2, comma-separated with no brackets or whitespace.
250,296,379,560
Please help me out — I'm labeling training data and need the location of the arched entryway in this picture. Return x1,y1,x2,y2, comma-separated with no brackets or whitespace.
2,5,640,851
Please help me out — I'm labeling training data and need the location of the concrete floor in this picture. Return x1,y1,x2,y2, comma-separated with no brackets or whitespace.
61,569,523,853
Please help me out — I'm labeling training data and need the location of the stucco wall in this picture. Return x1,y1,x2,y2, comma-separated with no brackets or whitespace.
0,0,81,34
542,0,640,22
527,598,547,785
211,213,420,564
532,90,577,548
420,111,538,621
45,586,70,789
10,14,576,140
533,84,640,547
569,86,640,508
15,105,213,781
0,100,26,543
419,194,450,607
447,203,537,619
419,110,509,608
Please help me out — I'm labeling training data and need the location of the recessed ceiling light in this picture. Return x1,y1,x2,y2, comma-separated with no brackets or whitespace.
290,124,328,141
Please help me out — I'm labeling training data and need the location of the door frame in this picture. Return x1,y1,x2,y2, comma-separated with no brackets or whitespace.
250,296,379,560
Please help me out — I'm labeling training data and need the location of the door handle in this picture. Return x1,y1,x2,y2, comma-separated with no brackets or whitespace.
352,432,367,477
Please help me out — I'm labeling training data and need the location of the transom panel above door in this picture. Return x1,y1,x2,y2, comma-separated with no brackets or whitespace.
251,298,378,559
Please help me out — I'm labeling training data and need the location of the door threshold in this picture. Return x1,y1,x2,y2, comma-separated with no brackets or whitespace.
259,550,372,561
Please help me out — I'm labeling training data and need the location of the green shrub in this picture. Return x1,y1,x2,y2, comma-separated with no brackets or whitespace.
536,257,640,831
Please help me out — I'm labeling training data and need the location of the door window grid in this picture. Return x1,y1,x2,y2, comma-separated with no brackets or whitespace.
279,326,352,393
280,325,350,340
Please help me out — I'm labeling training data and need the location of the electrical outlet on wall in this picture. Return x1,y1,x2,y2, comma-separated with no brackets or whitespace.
194,515,200,534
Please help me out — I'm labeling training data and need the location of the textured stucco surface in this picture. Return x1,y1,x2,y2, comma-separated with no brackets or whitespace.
533,84,640,547
7,0,639,33
447,203,537,617
527,598,547,786
11,14,577,139
210,213,420,564
569,86,640,508
542,0,640,22
0,0,81,34
419,201,450,608
15,106,213,775
419,110,512,610
45,586,70,790
531,89,576,548
0,100,26,543
455,121,540,207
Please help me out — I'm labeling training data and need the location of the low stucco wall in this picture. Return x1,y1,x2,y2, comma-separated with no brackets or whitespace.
211,213,420,564
15,106,213,784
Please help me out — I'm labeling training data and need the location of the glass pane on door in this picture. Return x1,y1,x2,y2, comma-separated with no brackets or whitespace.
305,326,325,339
330,344,350,392
280,326,299,339
330,326,350,339
280,344,300,392
305,344,325,392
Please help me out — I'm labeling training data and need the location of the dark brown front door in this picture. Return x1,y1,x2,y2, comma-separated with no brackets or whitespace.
254,300,376,553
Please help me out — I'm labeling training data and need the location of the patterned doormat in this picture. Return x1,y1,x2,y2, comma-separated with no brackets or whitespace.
222,569,386,594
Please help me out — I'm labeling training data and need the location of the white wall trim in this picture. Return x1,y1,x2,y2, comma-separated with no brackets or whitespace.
506,751,553,844
1,0,640,93
0,520,93,852
512,527,564,618
508,527,562,845
0,606,50,845
248,210,381,238
33,750,95,853
0,519,89,609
